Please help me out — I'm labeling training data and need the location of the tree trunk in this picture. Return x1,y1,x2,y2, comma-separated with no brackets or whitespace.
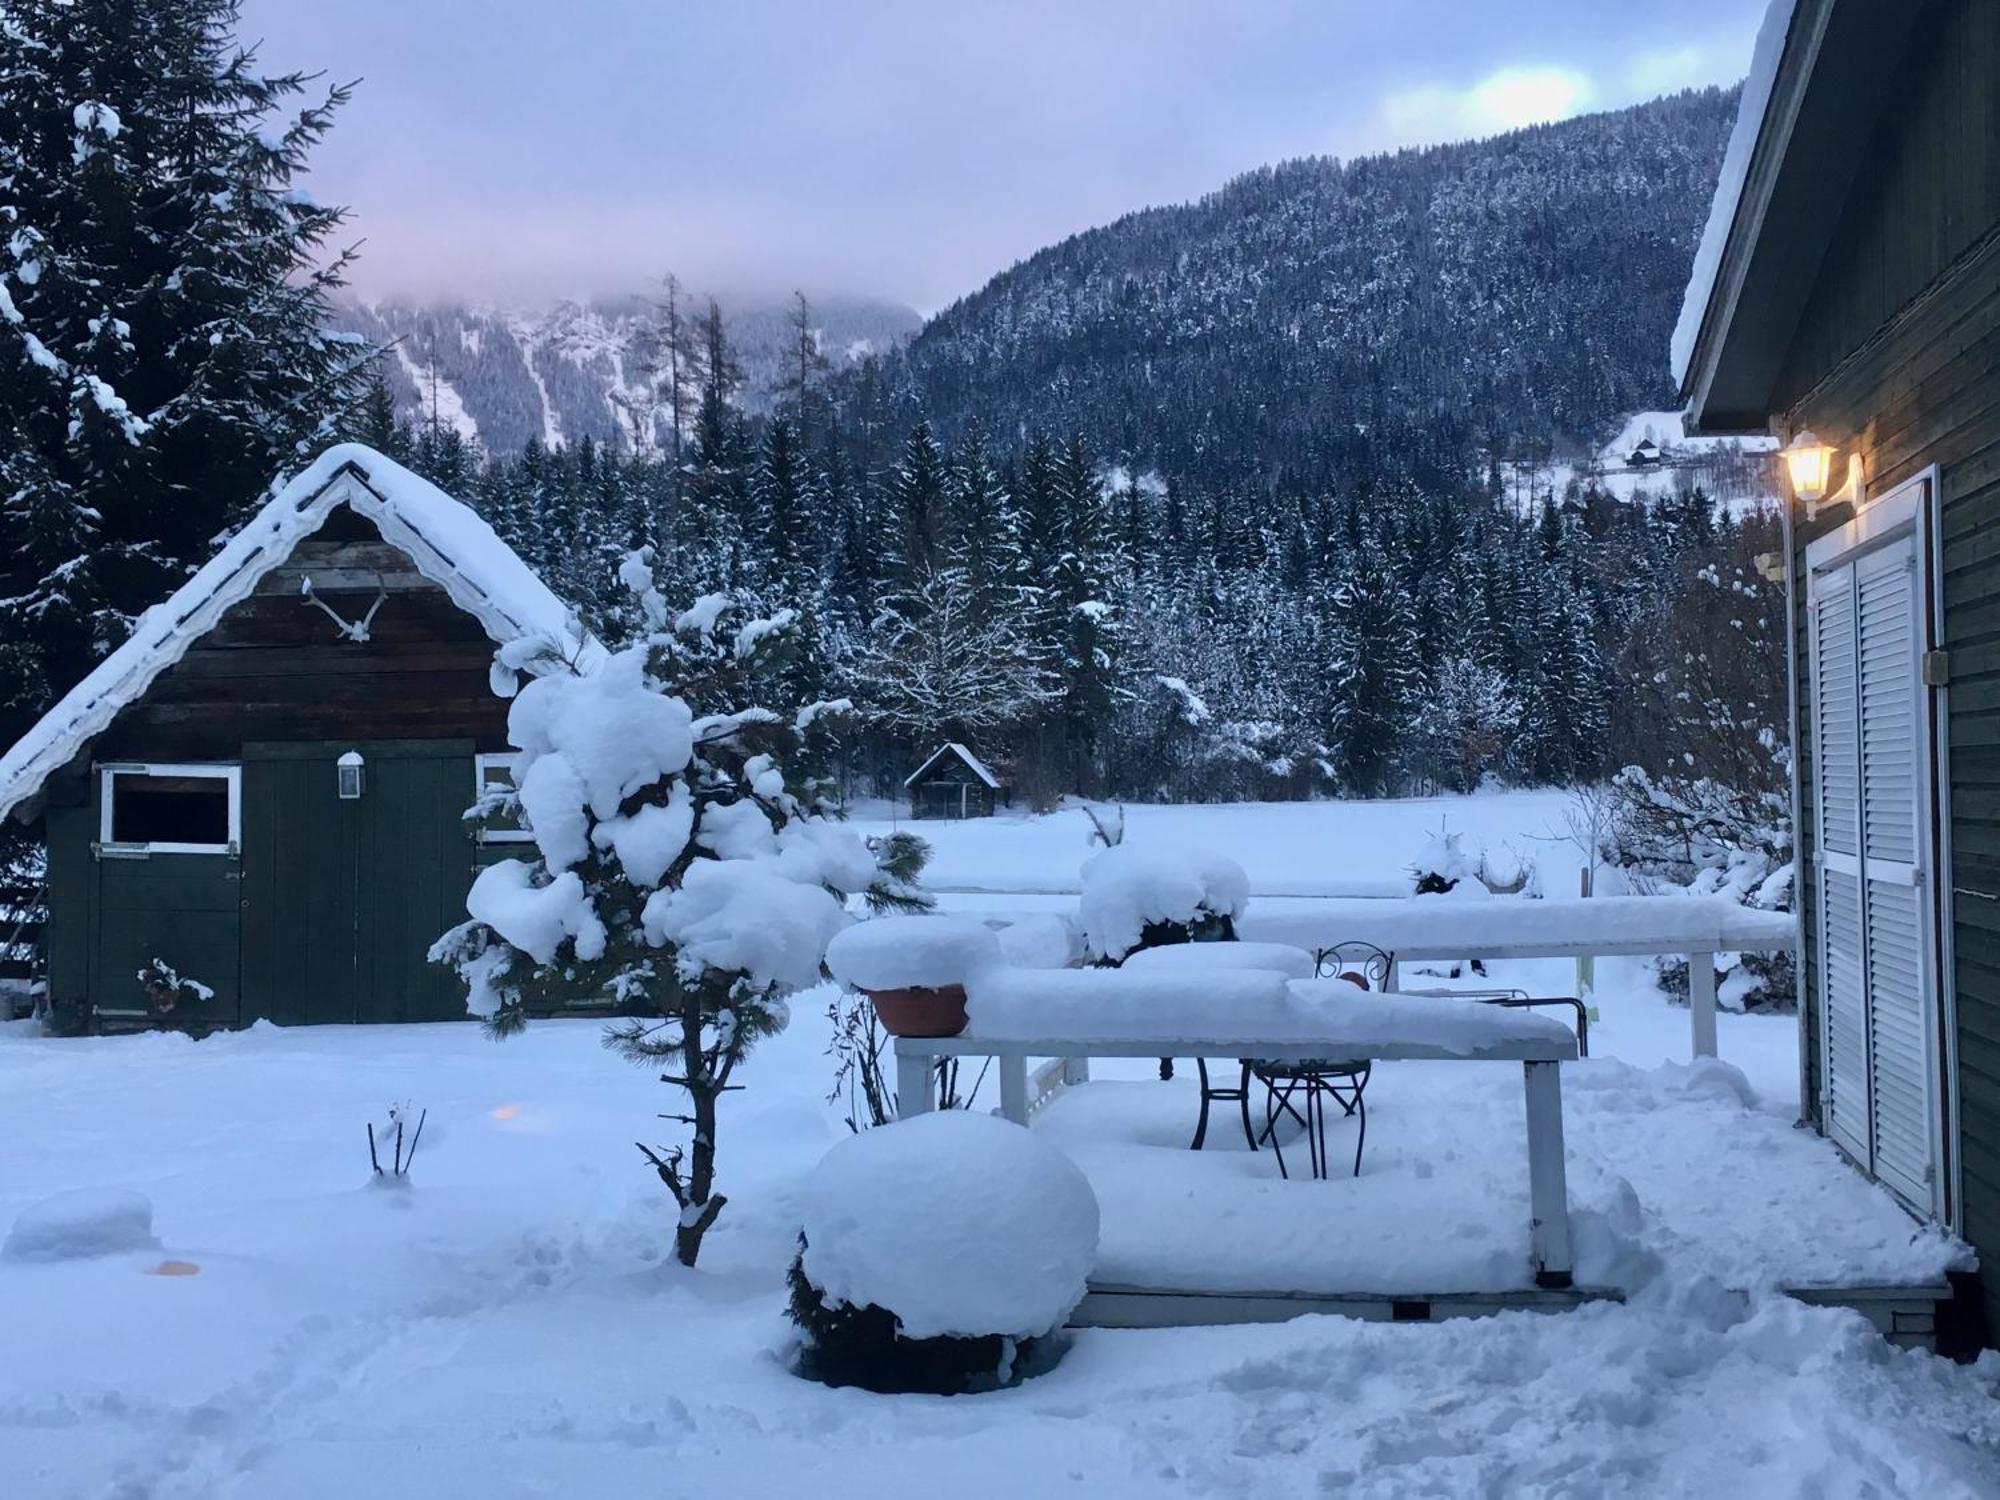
673,989,726,1267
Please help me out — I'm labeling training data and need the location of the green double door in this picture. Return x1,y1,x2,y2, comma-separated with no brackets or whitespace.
239,741,476,1024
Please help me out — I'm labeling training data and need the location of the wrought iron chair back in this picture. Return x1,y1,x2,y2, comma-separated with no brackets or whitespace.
1312,940,1395,990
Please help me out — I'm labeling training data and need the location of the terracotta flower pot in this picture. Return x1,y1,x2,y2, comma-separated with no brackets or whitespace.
865,984,969,1038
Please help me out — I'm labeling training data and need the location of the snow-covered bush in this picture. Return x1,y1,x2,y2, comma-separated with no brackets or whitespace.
1409,827,1485,896
367,1102,426,1182
134,957,214,1015
432,550,918,1266
4,1188,158,1262
789,1111,1098,1393
1609,766,1794,1011
1077,844,1249,962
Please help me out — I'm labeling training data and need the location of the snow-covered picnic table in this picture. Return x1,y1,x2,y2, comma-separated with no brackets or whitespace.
896,975,1583,1288
1237,894,1795,1059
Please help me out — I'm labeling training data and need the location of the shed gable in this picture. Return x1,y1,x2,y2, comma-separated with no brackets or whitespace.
92,503,514,763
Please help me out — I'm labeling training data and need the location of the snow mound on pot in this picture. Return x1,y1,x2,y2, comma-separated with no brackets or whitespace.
799,1111,1099,1341
825,915,1003,992
4,1188,159,1262
1077,844,1250,960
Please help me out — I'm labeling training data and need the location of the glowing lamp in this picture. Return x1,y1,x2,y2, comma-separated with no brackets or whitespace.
1782,431,1862,517
337,750,365,800
1784,432,1834,502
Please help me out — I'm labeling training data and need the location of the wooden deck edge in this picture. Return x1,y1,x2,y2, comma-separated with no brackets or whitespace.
1784,1281,1955,1351
1073,1279,1956,1350
1070,1281,1620,1329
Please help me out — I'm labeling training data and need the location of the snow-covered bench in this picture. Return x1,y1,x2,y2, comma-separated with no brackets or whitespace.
895,971,1583,1289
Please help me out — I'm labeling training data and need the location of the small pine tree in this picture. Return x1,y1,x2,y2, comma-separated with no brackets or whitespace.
433,550,912,1267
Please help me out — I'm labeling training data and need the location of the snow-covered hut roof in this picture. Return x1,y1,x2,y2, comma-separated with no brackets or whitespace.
1670,0,1800,395
0,443,600,823
904,742,1001,790
1675,1,1930,431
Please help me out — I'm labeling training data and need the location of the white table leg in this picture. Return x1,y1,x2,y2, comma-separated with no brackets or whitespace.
999,1053,1029,1125
1688,950,1718,1059
896,1049,936,1120
1523,1060,1573,1289
1062,1056,1090,1086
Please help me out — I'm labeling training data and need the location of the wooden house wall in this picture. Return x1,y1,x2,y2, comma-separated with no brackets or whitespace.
1780,0,2000,1340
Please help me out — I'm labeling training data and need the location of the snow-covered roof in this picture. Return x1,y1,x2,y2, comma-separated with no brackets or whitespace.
904,742,1001,790
0,442,599,823
1670,0,1801,391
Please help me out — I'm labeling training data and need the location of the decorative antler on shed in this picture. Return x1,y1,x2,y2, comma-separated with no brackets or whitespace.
300,574,387,643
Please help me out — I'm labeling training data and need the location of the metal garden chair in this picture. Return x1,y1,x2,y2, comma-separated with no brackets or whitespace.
1250,941,1393,1179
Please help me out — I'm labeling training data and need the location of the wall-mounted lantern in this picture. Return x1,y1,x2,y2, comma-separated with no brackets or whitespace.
1783,431,1863,517
337,750,365,800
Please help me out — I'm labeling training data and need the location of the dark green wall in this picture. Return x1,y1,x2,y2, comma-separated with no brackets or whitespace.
1784,0,2000,1341
47,741,480,1027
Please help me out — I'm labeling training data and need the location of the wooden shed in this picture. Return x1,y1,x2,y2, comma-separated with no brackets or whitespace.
1678,0,2000,1344
905,743,1006,820
0,443,594,1031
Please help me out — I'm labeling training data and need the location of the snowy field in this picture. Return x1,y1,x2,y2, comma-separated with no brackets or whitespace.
849,788,1577,897
5,793,1999,1498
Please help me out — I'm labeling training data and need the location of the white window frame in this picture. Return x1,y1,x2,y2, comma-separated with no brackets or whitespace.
97,762,242,856
473,752,534,844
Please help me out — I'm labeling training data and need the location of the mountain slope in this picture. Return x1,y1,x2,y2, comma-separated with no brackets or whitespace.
870,88,1736,491
344,294,921,457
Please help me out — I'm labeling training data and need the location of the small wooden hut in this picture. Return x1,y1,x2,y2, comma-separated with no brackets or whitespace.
0,443,595,1030
905,743,1005,820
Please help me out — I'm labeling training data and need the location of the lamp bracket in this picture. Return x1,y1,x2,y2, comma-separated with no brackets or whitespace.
1806,453,1865,520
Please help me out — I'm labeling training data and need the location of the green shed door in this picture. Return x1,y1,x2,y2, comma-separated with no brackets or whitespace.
240,741,476,1024
93,853,243,1026
89,764,244,1027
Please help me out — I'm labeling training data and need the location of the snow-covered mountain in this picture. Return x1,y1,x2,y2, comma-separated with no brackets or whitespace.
340,294,921,457
864,87,1740,495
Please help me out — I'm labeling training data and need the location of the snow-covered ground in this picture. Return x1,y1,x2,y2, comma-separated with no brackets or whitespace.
850,789,1576,898
5,793,1998,1498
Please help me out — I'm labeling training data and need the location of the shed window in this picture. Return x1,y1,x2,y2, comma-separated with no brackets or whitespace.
99,764,240,853
473,753,533,843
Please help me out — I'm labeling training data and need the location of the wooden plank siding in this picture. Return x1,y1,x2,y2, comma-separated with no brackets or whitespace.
93,504,513,762
1779,0,2000,1342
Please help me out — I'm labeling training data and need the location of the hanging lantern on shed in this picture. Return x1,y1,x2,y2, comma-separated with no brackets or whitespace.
337,750,365,800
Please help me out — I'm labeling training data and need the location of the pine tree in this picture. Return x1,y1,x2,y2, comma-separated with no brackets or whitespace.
887,420,949,590
434,552,906,1267
751,416,808,592
1320,542,1421,796
0,0,373,740
1047,434,1126,791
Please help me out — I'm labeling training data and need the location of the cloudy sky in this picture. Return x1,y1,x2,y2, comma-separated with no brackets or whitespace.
242,0,1766,313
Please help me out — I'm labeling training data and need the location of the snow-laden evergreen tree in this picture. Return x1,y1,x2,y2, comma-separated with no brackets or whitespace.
1046,434,1127,791
433,550,919,1267
0,0,372,740
749,415,808,593
887,419,949,589
1320,544,1421,796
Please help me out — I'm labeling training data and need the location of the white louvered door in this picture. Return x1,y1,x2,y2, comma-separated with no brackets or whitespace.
1810,563,1870,1165
1807,524,1939,1215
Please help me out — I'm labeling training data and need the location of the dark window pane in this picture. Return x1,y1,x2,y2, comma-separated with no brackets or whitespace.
110,773,230,846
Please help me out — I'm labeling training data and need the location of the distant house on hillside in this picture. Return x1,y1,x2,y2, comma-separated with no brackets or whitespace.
1678,0,2000,1347
1626,437,1664,467
906,743,1006,820
0,444,593,1031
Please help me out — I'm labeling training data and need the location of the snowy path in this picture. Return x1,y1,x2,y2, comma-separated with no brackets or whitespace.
3,791,1997,1497
3,995,1996,1498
